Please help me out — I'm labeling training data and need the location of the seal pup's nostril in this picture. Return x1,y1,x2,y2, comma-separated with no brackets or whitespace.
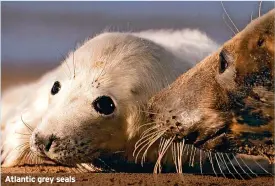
45,135,56,152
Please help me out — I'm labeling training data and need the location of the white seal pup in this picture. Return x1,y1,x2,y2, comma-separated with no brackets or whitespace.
1,30,218,169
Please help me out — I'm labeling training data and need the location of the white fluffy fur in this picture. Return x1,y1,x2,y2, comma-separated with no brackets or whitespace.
134,29,218,66
1,29,218,167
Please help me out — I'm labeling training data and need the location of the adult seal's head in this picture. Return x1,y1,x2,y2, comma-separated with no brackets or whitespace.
143,10,274,173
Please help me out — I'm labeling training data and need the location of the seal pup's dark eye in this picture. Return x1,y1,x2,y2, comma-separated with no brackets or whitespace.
219,50,231,74
92,96,116,115
51,81,61,95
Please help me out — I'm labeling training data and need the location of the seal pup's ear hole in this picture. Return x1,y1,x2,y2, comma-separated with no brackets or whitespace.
219,49,233,74
92,95,116,115
51,81,61,95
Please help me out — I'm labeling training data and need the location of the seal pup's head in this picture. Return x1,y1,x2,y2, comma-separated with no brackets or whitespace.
29,32,188,167
143,10,274,173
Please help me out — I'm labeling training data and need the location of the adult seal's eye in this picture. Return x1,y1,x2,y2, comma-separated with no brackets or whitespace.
219,50,231,74
51,81,61,95
92,96,116,115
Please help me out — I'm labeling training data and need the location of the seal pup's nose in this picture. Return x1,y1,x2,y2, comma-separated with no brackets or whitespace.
31,132,57,156
44,135,56,152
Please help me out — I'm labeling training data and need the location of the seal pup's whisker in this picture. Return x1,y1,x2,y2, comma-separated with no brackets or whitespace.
92,59,108,83
71,167,81,174
31,153,40,165
16,144,31,165
239,156,258,177
76,165,85,173
207,151,217,177
17,149,28,165
30,150,44,164
20,115,34,132
26,151,32,164
79,163,101,172
91,50,111,83
15,142,29,151
64,58,72,79
78,166,88,173
92,47,119,83
57,48,71,79
15,137,31,140
233,154,252,179
225,153,244,179
26,149,39,165
215,153,226,178
28,152,35,164
20,149,31,164
218,152,236,179
76,164,88,173
26,151,35,165
15,131,31,136
21,150,30,164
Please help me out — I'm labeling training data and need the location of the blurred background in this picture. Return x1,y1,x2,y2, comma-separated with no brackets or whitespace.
1,1,274,89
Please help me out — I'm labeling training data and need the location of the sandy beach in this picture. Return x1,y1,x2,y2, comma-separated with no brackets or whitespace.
2,165,274,186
